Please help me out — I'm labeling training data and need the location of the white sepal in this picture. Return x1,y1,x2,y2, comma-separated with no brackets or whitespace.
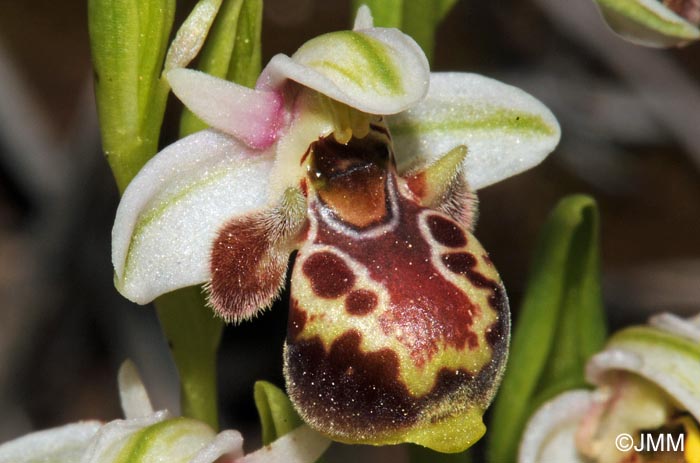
353,5,374,30
389,72,561,190
118,360,154,419
168,69,284,149
518,390,593,463
592,0,700,48
0,421,102,463
237,425,332,463
112,130,273,304
258,28,429,115
80,411,170,463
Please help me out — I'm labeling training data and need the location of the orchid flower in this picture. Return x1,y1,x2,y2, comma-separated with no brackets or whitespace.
592,0,700,47
519,312,700,463
111,6,560,453
0,361,330,463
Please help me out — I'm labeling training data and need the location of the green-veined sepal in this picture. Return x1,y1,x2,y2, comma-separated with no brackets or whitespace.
389,72,561,190
258,28,429,115
592,0,700,47
112,130,273,305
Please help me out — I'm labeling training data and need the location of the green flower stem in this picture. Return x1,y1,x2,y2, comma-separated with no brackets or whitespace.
90,0,256,429
155,289,223,429
487,194,607,463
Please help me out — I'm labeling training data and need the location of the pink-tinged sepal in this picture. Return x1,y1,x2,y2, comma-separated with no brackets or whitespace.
403,145,478,231
168,68,284,150
207,188,307,323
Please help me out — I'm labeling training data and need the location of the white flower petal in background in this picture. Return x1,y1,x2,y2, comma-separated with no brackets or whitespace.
389,72,561,190
592,0,700,47
518,390,592,463
259,28,429,115
0,421,101,463
112,129,273,305
586,324,700,422
519,313,700,463
238,426,332,463
0,361,329,463
118,359,154,419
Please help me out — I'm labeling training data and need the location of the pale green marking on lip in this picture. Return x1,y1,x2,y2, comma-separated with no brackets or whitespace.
596,0,700,38
304,31,403,95
390,108,557,137
121,167,233,283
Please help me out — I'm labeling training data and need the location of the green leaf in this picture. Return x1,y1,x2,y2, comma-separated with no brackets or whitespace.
351,0,458,63
254,381,303,445
88,0,176,193
180,0,263,136
155,288,223,430
486,194,607,463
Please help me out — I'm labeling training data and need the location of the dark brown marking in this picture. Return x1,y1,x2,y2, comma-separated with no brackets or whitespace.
285,330,500,441
442,253,494,288
302,251,355,298
311,186,491,364
345,289,378,316
299,145,311,165
309,135,391,228
404,171,426,200
299,178,308,197
427,214,467,248
209,213,288,322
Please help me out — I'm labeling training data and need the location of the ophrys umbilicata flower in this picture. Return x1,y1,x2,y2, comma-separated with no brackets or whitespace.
112,6,560,453
519,313,700,463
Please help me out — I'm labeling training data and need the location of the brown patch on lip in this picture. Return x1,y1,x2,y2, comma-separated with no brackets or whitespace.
427,214,468,248
209,213,290,322
345,289,378,316
309,135,391,228
284,330,498,442
404,171,426,200
311,191,487,364
302,251,355,298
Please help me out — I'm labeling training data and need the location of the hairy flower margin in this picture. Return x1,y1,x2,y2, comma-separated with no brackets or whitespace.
519,312,700,463
0,361,330,463
111,6,560,453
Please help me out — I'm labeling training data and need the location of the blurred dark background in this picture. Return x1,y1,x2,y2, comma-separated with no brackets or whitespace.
0,0,699,460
